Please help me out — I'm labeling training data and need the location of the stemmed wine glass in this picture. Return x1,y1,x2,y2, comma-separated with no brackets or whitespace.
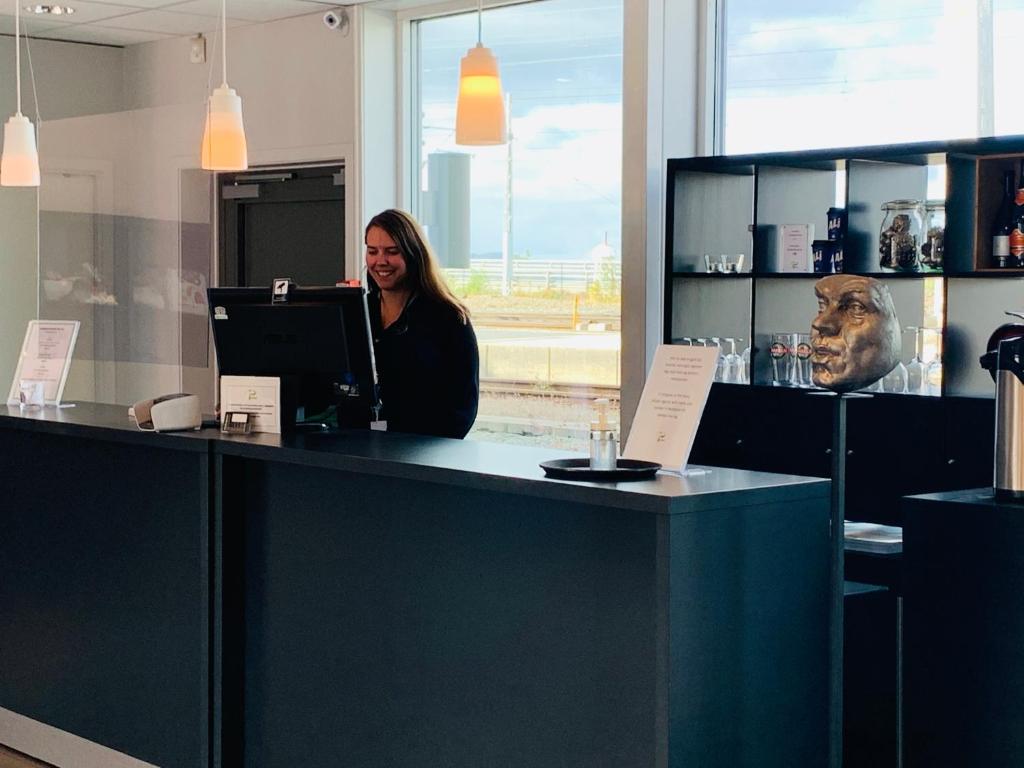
708,337,725,382
925,328,943,396
905,326,927,395
882,352,908,393
723,338,744,383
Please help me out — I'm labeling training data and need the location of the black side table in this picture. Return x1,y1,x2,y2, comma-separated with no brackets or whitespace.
903,488,1024,768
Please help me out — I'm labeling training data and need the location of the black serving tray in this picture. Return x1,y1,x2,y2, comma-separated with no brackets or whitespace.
539,458,661,482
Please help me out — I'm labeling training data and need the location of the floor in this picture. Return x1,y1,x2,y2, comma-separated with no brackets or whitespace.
0,746,53,768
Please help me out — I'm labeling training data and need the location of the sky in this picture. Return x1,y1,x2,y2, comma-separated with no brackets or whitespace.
723,0,1024,153
417,0,623,262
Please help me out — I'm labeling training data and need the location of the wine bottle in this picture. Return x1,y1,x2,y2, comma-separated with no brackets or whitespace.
995,169,1016,268
1009,162,1024,267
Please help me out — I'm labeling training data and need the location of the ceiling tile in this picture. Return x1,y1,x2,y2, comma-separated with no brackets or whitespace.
38,24,178,44
79,1,197,8
0,16,64,35
171,0,337,22
94,9,243,34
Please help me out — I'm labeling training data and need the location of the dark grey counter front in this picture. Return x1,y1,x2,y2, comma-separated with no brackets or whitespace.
0,404,831,768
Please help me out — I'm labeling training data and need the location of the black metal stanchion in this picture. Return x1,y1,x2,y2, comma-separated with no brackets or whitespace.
829,393,848,768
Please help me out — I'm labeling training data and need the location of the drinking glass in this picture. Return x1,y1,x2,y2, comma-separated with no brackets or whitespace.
770,333,791,386
905,327,926,395
795,333,813,387
19,379,45,410
787,333,803,387
741,344,751,384
723,338,744,383
925,328,943,396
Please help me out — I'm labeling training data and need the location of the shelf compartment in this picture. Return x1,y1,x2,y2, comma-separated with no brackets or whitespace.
846,158,935,274
668,276,752,367
669,169,754,273
752,276,945,394
754,164,843,273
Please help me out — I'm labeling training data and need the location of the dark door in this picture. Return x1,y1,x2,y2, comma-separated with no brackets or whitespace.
219,165,345,287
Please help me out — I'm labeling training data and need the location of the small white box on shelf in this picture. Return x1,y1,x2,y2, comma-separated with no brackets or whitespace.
779,224,814,272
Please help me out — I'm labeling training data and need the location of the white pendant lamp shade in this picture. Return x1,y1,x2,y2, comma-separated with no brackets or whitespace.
2,0,40,187
201,85,248,171
1,114,40,187
455,43,507,146
201,0,248,171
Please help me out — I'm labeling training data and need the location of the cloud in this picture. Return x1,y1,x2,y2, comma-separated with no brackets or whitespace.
422,101,621,205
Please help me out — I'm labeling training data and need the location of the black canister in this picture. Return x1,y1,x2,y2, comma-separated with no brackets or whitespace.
812,240,834,273
827,207,847,241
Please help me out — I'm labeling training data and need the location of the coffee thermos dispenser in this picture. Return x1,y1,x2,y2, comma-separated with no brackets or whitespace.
989,336,1024,500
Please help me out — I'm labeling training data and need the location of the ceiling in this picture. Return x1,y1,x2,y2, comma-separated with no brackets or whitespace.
0,1,353,46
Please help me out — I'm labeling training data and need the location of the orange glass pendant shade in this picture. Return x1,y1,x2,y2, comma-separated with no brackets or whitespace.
201,85,248,171
455,43,507,145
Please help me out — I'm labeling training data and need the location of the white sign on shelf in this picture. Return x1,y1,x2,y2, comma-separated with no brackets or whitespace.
220,375,282,434
622,344,718,474
779,223,814,272
7,320,80,407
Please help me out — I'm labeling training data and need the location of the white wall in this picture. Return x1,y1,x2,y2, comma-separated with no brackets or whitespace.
0,36,124,121
0,37,123,394
121,12,360,258
28,11,362,407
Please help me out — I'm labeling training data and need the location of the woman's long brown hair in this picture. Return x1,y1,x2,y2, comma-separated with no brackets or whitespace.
365,209,470,324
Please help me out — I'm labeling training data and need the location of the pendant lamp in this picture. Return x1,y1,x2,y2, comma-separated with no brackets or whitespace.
201,0,247,171
455,0,507,145
1,1,40,187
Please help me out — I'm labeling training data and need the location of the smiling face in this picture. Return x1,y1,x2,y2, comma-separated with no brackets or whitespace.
365,226,409,292
810,275,901,392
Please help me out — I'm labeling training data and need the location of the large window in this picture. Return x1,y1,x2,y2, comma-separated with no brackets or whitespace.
719,0,1024,154
413,0,624,449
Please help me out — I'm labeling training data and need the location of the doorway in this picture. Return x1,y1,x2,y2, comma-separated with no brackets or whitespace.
218,164,345,288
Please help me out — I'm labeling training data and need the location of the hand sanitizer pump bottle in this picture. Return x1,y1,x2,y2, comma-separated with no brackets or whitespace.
589,398,618,471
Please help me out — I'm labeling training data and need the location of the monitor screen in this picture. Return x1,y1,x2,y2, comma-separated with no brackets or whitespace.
208,285,377,429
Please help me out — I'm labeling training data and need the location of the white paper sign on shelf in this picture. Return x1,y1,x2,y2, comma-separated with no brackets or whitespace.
622,344,719,473
779,223,814,272
7,320,80,407
220,375,282,434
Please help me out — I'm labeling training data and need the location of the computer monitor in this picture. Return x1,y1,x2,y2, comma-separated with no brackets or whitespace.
207,285,378,430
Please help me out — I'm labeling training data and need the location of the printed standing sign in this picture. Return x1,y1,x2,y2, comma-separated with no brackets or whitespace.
623,344,718,473
7,320,80,407
220,375,282,434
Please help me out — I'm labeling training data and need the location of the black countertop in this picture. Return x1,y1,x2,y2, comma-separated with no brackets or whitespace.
0,402,829,515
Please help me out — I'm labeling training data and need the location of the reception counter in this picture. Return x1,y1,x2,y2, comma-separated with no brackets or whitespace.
0,403,832,768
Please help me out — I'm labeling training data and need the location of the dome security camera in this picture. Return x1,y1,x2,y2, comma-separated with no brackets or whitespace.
323,10,346,30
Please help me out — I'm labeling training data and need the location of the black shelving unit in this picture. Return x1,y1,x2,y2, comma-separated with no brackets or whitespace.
666,135,1024,403
667,139,1024,768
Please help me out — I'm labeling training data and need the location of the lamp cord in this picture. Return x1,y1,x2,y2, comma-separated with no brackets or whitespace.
15,0,21,115
23,20,42,146
477,0,482,45
222,0,228,86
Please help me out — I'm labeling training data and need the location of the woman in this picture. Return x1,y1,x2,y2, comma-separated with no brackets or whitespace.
364,209,479,439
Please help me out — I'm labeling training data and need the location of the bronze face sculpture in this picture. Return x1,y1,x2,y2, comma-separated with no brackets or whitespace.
810,274,901,393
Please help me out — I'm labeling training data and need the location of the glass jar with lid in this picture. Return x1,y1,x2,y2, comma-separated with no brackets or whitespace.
920,200,945,272
879,199,924,272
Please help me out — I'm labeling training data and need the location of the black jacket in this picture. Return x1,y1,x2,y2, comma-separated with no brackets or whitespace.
368,292,479,439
